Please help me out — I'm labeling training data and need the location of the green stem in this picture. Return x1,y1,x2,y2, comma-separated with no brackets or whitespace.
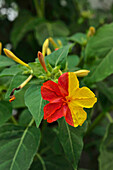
28,118,35,127
41,0,45,17
33,0,43,17
85,112,106,136
106,113,113,123
36,153,46,170
11,116,18,125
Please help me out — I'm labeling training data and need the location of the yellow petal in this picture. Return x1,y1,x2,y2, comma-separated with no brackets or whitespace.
68,72,79,97
76,108,87,126
71,87,97,108
68,103,87,127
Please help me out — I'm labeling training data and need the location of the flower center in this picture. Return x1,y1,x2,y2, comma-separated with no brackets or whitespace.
62,96,72,105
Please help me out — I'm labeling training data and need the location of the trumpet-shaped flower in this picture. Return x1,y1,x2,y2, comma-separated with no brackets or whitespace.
41,72,97,127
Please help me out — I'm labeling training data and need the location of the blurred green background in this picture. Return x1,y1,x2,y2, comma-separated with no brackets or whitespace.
0,0,113,62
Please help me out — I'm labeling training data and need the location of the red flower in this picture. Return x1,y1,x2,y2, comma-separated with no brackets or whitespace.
41,72,97,127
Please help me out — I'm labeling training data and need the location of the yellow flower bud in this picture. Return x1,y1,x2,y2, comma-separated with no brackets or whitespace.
87,26,95,37
74,70,90,77
0,42,2,55
49,37,58,48
4,48,31,69
42,38,49,57
47,48,51,55
57,39,62,47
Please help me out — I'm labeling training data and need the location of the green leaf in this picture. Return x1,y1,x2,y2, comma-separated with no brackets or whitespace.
12,86,27,109
97,82,113,104
5,73,28,99
67,55,79,71
58,118,87,169
35,21,69,45
11,10,44,48
87,49,113,83
19,109,32,126
25,85,45,128
30,154,73,170
45,45,70,68
0,55,15,68
0,124,40,170
68,33,87,45
0,101,12,126
98,123,113,170
28,62,44,78
0,65,22,77
85,23,113,63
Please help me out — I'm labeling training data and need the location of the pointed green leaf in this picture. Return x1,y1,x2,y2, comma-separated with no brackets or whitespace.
5,73,28,99
45,45,70,68
0,65,22,77
0,101,12,126
0,55,15,68
68,33,87,45
85,23,113,63
58,118,87,169
0,124,40,170
87,49,113,83
99,123,113,170
25,85,45,128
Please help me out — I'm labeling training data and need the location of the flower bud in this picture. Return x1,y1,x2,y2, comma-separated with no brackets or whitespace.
74,70,90,77
4,48,31,69
38,51,48,72
0,42,2,55
87,26,95,37
57,39,62,47
49,37,58,48
47,48,51,55
42,38,49,57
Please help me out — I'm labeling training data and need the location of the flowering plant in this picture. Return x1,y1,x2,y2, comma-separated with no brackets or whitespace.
0,16,113,169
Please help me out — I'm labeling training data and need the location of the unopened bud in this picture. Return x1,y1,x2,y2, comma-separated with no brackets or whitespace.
38,75,45,80
74,70,90,77
49,37,58,48
57,39,62,47
87,26,95,37
42,38,49,57
4,48,31,69
55,48,59,51
0,42,2,55
47,48,51,55
38,51,48,72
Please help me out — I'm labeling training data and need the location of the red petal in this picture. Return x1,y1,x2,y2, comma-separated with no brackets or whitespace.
41,80,62,101
47,105,67,123
44,102,62,119
65,107,74,127
58,73,68,96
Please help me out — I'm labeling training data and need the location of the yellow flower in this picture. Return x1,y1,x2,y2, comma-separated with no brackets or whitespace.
41,72,97,127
